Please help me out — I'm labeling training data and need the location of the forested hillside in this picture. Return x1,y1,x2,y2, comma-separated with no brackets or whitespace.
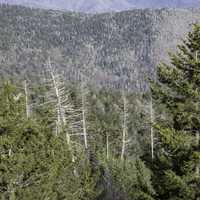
1,23,200,200
0,5,200,90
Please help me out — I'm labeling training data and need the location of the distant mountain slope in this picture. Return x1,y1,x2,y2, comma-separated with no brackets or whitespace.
0,5,199,90
0,0,200,13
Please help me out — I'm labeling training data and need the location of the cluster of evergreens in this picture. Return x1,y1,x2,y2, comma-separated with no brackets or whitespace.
0,15,200,200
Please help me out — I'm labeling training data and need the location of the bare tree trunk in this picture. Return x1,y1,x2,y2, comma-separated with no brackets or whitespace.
8,149,12,157
48,62,62,135
24,80,30,119
81,78,88,150
46,57,83,176
48,57,70,141
196,132,199,177
106,133,109,160
150,95,154,161
121,91,128,161
195,51,199,177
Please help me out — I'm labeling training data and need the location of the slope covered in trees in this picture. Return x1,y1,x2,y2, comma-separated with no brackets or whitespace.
1,24,200,200
0,79,154,200
0,4,200,90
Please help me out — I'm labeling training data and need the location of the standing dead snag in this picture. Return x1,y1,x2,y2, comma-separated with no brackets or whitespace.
80,77,88,150
195,51,200,177
45,58,80,176
68,73,89,151
24,80,30,119
196,133,200,177
150,95,154,161
48,60,62,136
46,58,88,172
47,58,74,145
121,90,129,161
106,133,109,160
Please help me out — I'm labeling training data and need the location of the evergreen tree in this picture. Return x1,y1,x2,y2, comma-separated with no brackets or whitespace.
151,24,200,200
101,158,155,200
0,82,99,200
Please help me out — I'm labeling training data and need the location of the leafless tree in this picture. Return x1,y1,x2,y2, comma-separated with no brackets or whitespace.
120,90,129,161
80,76,88,150
149,95,155,161
106,133,109,160
195,51,200,177
24,80,31,119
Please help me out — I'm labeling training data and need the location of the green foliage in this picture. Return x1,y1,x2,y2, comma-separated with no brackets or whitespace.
0,82,99,200
101,158,155,200
0,80,155,200
1,4,200,200
151,24,200,200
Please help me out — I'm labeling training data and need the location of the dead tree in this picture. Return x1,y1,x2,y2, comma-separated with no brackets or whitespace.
150,95,154,161
24,80,30,119
46,57,75,145
80,76,88,150
106,133,109,160
45,58,91,171
121,90,129,161
45,58,83,177
195,51,200,177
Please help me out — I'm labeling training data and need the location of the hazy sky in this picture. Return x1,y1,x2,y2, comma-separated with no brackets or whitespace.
1,0,200,12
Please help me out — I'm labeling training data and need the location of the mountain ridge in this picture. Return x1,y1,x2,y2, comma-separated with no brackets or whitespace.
0,4,200,91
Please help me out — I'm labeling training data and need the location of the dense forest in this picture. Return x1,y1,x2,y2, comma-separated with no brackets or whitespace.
1,14,200,199
0,5,200,91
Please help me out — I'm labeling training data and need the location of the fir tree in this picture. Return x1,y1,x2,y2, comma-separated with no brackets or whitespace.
0,82,99,200
151,24,200,200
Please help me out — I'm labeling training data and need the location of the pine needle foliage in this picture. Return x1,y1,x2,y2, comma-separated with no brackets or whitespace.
151,24,200,200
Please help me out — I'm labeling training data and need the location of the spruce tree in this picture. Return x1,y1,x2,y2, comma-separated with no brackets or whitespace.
151,24,200,200
0,82,99,200
101,158,155,200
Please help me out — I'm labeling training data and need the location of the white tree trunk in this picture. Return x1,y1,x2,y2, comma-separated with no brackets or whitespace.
106,133,109,160
195,51,199,177
49,63,62,135
196,132,199,177
46,57,83,176
81,80,88,150
150,96,154,161
9,149,12,157
121,91,128,161
24,80,30,119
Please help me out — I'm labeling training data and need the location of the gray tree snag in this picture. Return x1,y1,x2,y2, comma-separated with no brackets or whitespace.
47,57,73,145
106,133,109,160
150,95,154,161
46,58,81,177
46,58,88,174
195,51,200,177
121,90,129,161
24,80,30,119
49,65,63,136
196,134,200,177
80,75,88,150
